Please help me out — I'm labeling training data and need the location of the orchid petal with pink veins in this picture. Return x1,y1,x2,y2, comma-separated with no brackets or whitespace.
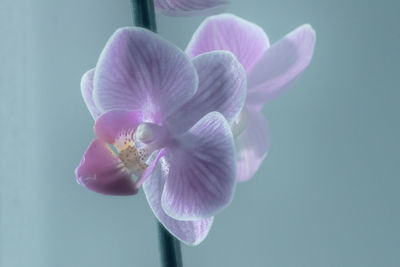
167,51,246,134
162,112,236,220
154,0,228,16
186,14,270,73
143,157,213,245
93,27,198,123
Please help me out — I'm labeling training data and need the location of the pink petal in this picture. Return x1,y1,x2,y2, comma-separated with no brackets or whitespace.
75,139,138,195
246,24,316,108
93,27,198,123
94,110,143,145
235,108,269,182
154,0,228,16
80,69,101,120
186,14,270,73
162,112,236,220
167,51,246,134
143,157,213,245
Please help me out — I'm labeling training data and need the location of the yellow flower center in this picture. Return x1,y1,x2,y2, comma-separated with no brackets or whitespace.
114,123,166,179
117,144,150,177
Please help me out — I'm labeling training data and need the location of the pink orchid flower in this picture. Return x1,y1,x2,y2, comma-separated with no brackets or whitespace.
76,27,246,245
186,14,316,182
154,0,228,16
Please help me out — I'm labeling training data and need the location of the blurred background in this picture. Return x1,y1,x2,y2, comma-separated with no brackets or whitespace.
1,0,399,266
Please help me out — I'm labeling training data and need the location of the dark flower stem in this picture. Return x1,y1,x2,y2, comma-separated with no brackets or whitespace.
129,1,182,266
130,0,157,32
158,222,183,267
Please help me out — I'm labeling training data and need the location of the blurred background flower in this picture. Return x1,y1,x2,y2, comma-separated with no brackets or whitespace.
186,14,316,182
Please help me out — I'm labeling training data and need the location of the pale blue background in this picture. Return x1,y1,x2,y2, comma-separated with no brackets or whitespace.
1,0,399,266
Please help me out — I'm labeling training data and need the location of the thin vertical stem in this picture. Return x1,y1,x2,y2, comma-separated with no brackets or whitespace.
129,1,182,266
130,0,157,32
158,222,183,267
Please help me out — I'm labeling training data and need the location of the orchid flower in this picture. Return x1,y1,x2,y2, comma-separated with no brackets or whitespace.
154,0,228,16
76,27,246,245
186,14,316,182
